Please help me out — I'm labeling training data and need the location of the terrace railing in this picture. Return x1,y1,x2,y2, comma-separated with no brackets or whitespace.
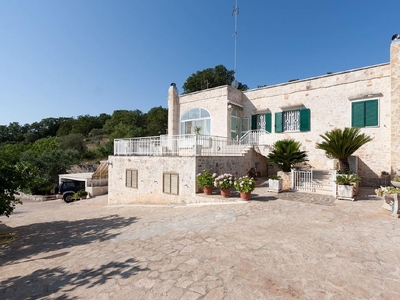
114,131,273,157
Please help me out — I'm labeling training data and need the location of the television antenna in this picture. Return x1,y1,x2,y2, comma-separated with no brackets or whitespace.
231,0,239,88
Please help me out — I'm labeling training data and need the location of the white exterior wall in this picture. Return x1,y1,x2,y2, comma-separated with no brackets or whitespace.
108,156,198,205
179,86,244,137
176,64,391,185
244,64,391,184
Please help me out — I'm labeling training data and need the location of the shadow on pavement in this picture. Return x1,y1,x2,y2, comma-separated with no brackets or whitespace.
0,258,148,299
0,215,138,266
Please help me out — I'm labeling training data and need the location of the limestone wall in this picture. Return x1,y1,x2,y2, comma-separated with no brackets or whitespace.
391,41,400,174
108,156,198,205
179,86,233,137
243,64,392,184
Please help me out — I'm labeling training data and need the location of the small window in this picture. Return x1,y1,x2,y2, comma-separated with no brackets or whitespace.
275,108,310,133
126,169,138,188
351,99,378,127
163,173,179,195
251,113,272,133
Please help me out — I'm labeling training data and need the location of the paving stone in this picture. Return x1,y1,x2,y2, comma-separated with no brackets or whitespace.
1,188,400,299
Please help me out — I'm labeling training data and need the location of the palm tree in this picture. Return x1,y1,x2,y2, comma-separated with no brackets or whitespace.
316,127,372,172
267,139,308,172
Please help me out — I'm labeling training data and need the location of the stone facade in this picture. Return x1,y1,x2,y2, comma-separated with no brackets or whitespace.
108,37,400,204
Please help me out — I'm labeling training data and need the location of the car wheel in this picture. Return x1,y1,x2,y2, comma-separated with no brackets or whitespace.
63,193,74,203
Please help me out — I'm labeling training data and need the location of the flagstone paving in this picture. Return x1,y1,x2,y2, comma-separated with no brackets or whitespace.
1,188,400,299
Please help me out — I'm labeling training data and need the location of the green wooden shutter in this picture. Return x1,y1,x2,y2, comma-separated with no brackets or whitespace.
299,108,310,132
352,102,365,127
251,115,257,130
275,112,283,133
265,113,271,133
365,99,378,126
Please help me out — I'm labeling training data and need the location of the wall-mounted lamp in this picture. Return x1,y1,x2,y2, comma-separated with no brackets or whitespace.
227,104,232,110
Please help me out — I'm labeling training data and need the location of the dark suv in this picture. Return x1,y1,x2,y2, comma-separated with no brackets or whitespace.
58,180,85,203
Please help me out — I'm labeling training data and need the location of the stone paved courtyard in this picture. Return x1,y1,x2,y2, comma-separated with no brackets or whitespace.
1,188,400,299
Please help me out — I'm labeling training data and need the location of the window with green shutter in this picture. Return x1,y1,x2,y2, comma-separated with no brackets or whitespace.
275,108,310,133
275,112,283,133
351,99,378,127
299,108,311,132
251,113,271,132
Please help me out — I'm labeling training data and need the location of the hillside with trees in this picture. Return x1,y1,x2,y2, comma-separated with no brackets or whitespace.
0,107,168,216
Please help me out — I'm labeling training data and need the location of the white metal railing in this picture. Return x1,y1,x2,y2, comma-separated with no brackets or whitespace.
238,129,274,145
291,169,314,192
114,134,249,156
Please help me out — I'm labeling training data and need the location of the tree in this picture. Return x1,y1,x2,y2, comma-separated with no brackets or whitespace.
182,64,248,94
20,149,80,194
104,110,144,135
59,133,86,154
267,139,308,172
316,127,372,172
71,115,104,137
143,107,168,136
0,159,23,216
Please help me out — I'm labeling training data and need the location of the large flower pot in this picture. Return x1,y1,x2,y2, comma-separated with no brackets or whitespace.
203,186,213,195
220,189,231,198
268,179,283,193
239,191,251,200
337,184,354,199
391,181,400,188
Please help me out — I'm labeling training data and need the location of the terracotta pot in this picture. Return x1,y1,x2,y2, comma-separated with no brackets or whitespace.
220,188,231,198
203,186,213,195
239,191,251,200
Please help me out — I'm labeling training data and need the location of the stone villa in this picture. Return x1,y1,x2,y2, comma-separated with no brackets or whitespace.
107,35,400,205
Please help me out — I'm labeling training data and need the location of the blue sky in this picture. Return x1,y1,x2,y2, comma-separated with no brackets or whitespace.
1,0,399,125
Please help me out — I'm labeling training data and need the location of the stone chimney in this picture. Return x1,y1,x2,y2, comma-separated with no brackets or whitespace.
391,34,400,173
168,83,180,136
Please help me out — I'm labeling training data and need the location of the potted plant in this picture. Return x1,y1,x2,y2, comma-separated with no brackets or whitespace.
268,175,282,193
214,173,234,197
267,139,308,172
316,127,372,172
247,168,258,186
196,170,216,195
383,187,400,217
391,176,400,188
78,189,88,200
234,176,256,200
335,173,361,199
267,139,308,190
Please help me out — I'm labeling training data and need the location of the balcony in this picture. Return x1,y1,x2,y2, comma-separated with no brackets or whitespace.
114,130,275,157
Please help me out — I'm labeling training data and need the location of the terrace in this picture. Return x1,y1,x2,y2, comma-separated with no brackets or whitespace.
113,130,275,157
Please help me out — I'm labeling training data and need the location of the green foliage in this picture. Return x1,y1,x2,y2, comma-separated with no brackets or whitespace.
234,176,256,193
78,189,88,197
29,137,60,155
196,170,216,187
144,106,168,136
182,65,248,94
56,118,75,136
267,139,308,172
20,149,80,194
0,159,23,217
59,133,86,153
269,175,282,180
335,173,361,185
316,127,372,172
104,110,144,135
71,115,104,137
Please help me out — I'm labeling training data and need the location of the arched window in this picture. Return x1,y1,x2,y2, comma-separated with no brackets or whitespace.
180,108,211,135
